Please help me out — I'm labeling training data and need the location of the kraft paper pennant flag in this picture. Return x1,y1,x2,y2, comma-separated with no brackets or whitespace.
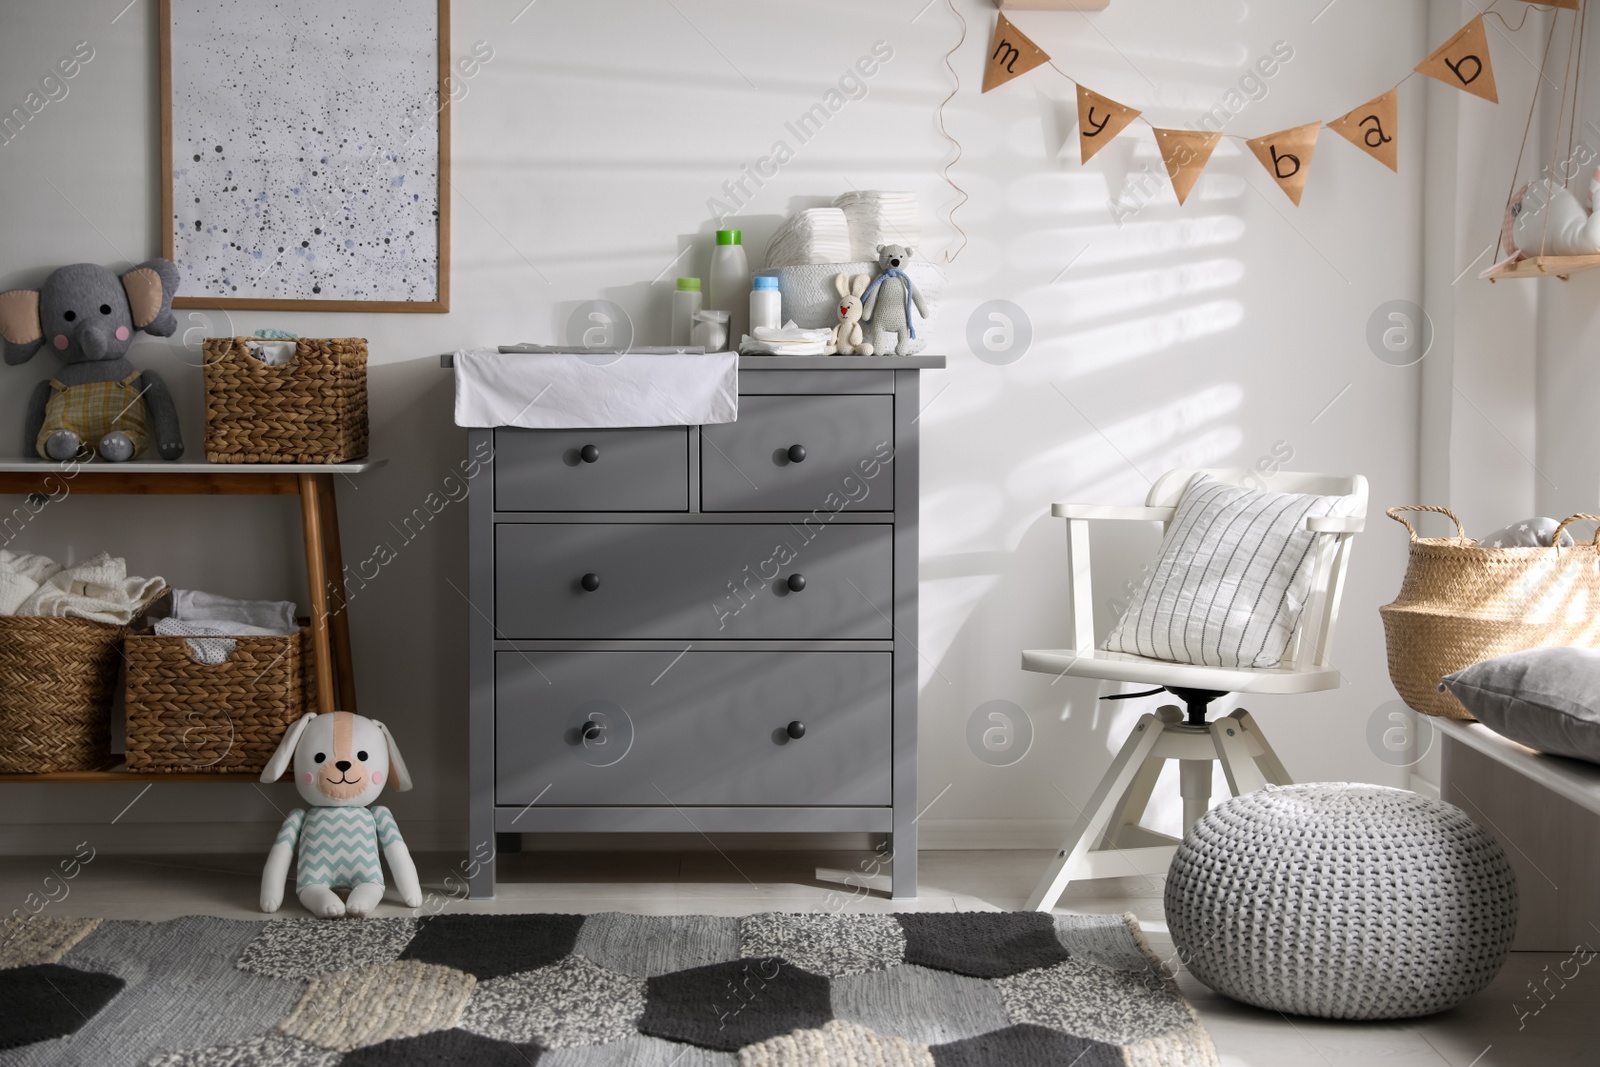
1152,128,1222,205
1326,88,1399,172
1076,85,1141,164
1511,0,1576,8
983,14,1050,93
1247,122,1322,206
1416,16,1498,103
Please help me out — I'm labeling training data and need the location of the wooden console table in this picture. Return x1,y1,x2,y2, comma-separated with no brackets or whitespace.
0,458,384,782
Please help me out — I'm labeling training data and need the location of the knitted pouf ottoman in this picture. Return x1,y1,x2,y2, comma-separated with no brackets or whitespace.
1165,783,1517,1019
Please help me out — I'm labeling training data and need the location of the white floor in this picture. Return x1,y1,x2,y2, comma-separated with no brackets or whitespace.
5,848,1590,1067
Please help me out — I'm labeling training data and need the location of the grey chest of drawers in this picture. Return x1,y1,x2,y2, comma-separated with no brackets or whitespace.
467,356,943,899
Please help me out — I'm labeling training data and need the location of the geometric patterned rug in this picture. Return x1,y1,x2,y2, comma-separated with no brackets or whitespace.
0,911,1218,1066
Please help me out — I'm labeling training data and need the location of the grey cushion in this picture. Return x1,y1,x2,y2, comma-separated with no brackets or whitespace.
1442,646,1600,763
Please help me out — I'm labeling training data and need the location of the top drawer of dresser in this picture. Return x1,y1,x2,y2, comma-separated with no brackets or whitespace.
495,427,688,512
701,395,894,512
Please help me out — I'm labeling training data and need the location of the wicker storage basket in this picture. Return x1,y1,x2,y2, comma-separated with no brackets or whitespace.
124,629,314,773
0,616,129,773
202,337,368,463
1380,506,1600,719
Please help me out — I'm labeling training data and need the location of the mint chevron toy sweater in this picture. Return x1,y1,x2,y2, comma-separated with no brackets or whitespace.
275,806,403,891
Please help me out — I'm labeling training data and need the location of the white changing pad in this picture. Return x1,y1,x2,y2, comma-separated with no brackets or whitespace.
453,348,738,429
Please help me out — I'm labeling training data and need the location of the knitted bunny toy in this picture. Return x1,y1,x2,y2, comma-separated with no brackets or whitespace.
259,711,423,918
831,273,874,356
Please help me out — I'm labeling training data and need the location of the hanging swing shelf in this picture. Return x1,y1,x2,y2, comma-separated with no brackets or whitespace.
1486,254,1600,281
1486,1,1595,282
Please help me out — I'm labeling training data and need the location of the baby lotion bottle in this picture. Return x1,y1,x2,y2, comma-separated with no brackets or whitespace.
671,277,701,346
708,229,751,349
749,275,781,335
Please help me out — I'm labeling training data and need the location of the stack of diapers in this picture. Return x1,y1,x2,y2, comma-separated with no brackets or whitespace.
833,191,921,261
763,208,853,268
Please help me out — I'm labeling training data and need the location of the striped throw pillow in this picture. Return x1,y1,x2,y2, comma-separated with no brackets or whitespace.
1102,474,1352,669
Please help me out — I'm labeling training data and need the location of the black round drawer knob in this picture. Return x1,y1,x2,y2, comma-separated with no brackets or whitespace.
787,444,807,463
581,720,604,741
786,721,806,740
580,572,601,592
580,444,600,463
786,574,806,593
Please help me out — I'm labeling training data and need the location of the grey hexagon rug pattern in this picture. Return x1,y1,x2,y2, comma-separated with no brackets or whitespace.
0,911,1216,1066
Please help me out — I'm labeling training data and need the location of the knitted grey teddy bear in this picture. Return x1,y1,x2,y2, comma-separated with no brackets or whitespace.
861,244,928,357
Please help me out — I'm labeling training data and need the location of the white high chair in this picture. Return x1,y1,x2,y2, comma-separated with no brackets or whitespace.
1020,468,1367,912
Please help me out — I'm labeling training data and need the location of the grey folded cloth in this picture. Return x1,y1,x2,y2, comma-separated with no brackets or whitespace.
170,590,297,634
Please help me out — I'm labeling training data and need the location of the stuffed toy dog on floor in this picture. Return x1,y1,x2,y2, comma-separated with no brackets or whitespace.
259,711,423,918
0,259,185,462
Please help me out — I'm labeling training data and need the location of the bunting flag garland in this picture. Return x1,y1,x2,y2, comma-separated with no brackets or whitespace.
959,9,1518,222
982,15,1050,93
1076,85,1141,164
1247,123,1322,205
1153,129,1222,205
1326,89,1399,172
1512,0,1576,8
1415,15,1498,103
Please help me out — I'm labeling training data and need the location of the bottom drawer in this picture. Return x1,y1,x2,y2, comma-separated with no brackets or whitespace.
496,651,891,807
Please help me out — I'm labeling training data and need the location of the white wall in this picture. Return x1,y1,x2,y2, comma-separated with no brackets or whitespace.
0,0,1427,857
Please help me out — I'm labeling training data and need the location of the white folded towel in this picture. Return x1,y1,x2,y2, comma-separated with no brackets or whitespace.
15,552,165,625
0,550,63,615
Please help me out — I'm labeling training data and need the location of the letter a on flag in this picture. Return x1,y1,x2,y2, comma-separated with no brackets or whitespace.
1326,88,1399,172
983,14,1050,93
1416,16,1498,103
1152,128,1222,205
1076,85,1141,164
1247,123,1322,205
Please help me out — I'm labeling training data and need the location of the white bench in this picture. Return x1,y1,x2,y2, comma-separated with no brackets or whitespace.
1434,718,1600,950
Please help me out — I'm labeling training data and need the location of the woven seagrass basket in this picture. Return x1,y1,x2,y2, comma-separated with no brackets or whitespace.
123,628,314,773
202,337,368,463
0,615,129,773
1380,505,1600,719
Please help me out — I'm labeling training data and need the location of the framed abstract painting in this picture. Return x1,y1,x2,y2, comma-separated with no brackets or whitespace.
161,0,450,312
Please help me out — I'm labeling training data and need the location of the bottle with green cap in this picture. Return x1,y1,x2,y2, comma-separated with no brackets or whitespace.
671,277,701,347
708,228,751,351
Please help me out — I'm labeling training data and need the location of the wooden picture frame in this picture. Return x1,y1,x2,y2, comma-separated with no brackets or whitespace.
160,0,451,312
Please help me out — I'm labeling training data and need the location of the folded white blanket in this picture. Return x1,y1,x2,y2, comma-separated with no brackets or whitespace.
171,589,298,634
13,552,165,625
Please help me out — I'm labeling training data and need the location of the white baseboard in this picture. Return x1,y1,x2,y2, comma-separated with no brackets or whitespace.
0,821,466,857
0,819,1071,856
916,818,1069,850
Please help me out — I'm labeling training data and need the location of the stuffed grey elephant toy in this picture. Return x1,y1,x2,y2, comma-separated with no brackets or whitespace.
0,259,184,461
861,244,928,358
